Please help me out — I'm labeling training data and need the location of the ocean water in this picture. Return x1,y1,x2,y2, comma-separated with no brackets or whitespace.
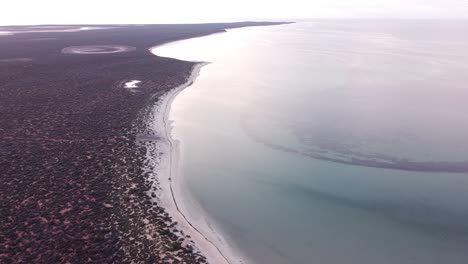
153,20,468,264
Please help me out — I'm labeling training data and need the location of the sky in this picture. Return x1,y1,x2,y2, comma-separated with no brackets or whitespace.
1,0,468,25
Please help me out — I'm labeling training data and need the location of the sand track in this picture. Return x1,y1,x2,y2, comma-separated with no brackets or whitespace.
0,58,33,63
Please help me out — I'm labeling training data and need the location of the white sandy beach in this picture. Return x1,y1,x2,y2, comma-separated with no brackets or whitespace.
148,45,247,263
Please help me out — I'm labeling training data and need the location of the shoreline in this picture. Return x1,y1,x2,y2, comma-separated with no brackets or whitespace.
149,61,245,264
0,22,288,263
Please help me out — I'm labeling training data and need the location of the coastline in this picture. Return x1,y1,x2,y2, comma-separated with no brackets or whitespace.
0,22,288,263
149,61,246,264
145,26,295,263
4,21,468,264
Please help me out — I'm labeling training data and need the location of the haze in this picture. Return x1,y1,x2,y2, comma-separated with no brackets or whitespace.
2,0,468,25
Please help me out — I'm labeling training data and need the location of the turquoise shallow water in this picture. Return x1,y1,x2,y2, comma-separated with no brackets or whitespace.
154,20,468,264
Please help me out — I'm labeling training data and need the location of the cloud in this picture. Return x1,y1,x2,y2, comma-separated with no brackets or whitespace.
1,0,468,25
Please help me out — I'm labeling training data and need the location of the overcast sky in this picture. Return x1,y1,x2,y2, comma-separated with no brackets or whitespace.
2,0,468,25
